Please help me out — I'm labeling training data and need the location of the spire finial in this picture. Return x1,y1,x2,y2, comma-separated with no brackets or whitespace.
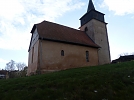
87,0,95,12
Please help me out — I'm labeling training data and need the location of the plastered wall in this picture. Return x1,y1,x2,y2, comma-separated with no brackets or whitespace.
27,41,39,75
38,40,99,73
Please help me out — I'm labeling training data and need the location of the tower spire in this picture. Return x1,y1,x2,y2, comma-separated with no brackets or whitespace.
87,0,95,12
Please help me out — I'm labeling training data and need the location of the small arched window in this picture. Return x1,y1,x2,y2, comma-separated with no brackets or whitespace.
61,50,64,56
32,47,34,63
86,51,89,62
85,27,88,32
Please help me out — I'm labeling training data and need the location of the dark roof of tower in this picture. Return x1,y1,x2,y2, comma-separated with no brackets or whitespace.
87,0,95,12
80,0,105,26
31,20,100,48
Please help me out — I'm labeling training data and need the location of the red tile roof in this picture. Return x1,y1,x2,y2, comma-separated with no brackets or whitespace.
31,20,99,48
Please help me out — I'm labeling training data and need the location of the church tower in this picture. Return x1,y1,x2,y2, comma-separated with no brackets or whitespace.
80,0,111,65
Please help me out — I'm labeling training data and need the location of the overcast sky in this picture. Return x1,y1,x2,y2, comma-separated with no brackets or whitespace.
0,0,134,69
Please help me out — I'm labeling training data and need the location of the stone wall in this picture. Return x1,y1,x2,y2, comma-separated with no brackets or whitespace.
80,19,111,65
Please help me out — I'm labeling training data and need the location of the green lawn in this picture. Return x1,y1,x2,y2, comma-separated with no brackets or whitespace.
0,61,134,100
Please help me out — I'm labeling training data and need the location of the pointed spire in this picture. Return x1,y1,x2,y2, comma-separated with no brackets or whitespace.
87,0,95,12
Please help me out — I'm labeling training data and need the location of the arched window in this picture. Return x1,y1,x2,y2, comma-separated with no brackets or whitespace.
32,47,34,63
61,50,64,56
85,27,88,32
86,51,89,62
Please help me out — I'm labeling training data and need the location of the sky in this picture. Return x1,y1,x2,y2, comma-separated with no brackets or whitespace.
0,0,134,69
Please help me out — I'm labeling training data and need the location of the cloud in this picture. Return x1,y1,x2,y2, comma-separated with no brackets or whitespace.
102,0,134,15
0,0,85,50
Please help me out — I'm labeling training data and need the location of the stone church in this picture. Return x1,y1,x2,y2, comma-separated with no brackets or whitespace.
27,0,111,75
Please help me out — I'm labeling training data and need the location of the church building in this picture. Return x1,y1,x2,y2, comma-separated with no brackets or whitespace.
27,0,111,75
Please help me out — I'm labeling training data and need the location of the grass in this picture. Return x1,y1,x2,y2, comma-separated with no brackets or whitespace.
0,61,134,100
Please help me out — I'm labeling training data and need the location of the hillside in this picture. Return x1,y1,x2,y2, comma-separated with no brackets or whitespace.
0,61,134,100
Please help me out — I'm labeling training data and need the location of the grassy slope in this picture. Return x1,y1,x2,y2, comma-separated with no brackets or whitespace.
0,61,134,100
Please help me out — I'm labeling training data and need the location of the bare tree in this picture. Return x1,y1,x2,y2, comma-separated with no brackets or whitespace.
16,63,26,71
120,53,134,57
120,53,129,56
5,60,15,71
